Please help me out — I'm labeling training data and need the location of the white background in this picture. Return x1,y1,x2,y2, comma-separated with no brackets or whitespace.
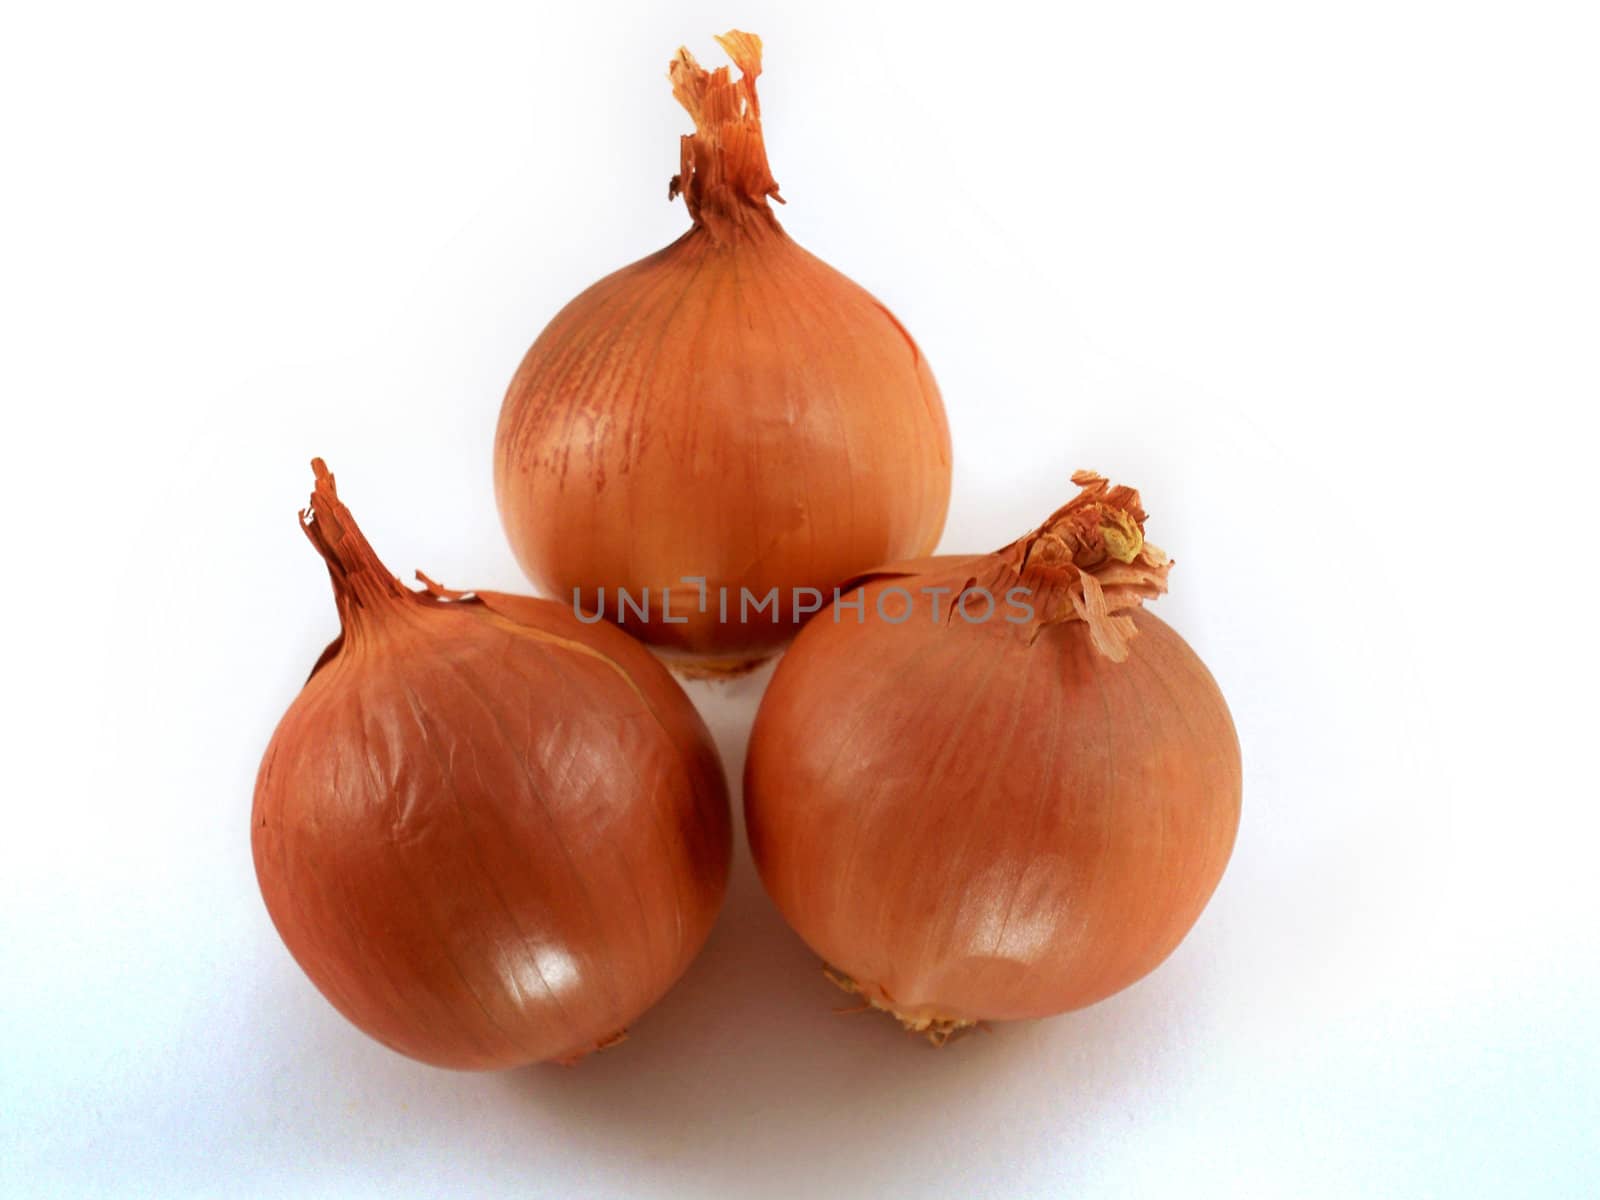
3,1,1596,1196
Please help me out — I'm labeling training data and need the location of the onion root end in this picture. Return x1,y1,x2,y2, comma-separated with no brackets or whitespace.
822,966,978,1047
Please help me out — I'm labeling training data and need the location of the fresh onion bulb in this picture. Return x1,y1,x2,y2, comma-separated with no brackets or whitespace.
744,472,1241,1042
253,461,730,1068
495,31,952,673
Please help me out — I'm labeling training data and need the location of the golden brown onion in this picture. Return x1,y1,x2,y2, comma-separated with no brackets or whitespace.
495,31,952,672
252,461,730,1068
744,472,1241,1042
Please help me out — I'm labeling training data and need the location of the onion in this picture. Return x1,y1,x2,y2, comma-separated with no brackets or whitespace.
252,461,730,1069
744,472,1241,1042
494,30,952,673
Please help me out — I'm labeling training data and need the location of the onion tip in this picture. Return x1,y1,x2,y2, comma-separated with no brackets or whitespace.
667,30,785,236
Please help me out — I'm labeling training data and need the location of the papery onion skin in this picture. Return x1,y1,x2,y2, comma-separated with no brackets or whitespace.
252,461,730,1069
494,31,951,670
744,473,1240,1038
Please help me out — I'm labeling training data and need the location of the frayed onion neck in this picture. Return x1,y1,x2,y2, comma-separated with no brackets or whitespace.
668,30,785,242
300,458,416,639
1008,471,1173,662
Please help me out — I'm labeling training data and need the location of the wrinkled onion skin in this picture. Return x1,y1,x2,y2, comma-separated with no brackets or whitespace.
494,221,952,662
745,595,1240,1026
253,597,730,1069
